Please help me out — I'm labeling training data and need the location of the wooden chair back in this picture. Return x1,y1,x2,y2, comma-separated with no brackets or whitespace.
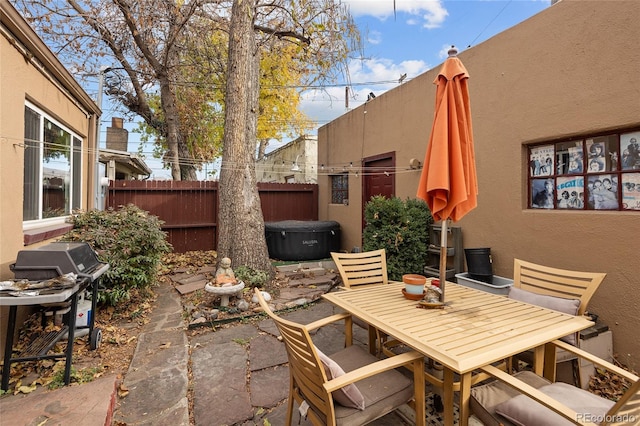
331,249,388,289
513,259,606,315
254,290,335,424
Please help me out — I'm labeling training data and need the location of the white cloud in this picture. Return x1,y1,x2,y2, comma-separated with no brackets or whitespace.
368,30,383,45
345,0,448,29
298,57,430,129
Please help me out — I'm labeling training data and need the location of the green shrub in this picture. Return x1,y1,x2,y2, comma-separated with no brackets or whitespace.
62,204,172,305
362,196,433,281
234,265,269,288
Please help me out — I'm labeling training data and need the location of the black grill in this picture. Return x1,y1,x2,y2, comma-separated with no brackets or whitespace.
11,242,109,282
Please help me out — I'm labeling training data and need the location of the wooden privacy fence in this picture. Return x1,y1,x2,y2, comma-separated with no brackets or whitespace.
106,180,318,253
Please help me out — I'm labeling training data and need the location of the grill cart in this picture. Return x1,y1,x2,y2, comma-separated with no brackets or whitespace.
1,242,109,390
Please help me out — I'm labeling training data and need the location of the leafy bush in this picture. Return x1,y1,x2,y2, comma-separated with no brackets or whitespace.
234,265,269,288
362,196,433,281
62,204,172,305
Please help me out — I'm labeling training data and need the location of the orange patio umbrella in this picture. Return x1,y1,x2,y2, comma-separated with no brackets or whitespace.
416,47,478,303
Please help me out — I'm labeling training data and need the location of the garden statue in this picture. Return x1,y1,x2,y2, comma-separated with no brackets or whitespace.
215,257,237,284
205,257,244,307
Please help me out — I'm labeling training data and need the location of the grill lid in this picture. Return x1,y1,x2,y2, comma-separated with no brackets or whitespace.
11,242,109,281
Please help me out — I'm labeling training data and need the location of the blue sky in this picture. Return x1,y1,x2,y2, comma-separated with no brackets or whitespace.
299,0,549,131
99,0,551,179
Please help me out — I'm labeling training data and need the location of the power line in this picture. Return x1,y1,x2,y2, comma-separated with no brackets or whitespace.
467,0,513,48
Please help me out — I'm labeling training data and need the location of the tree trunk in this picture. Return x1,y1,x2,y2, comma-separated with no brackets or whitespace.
218,0,271,273
158,65,197,181
257,139,269,161
159,75,185,181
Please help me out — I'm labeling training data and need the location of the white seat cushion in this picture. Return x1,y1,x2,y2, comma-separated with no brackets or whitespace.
494,381,615,426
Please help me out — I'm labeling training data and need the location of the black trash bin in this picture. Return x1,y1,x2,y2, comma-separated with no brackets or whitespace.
464,248,493,283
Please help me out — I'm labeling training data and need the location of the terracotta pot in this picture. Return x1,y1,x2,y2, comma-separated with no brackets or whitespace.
402,274,427,285
403,274,427,295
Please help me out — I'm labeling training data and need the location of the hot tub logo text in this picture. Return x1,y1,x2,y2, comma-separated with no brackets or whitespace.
302,239,319,246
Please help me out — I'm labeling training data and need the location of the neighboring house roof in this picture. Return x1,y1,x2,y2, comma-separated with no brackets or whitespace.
100,148,152,178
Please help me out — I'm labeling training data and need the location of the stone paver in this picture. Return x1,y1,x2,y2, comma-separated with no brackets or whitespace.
174,279,207,294
250,366,290,408
192,341,254,425
249,334,288,371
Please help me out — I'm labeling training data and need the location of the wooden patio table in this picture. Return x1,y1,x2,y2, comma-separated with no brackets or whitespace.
323,280,593,426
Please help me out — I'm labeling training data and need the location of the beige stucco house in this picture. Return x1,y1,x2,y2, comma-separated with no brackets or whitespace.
256,135,318,183
318,1,640,364
1,1,101,355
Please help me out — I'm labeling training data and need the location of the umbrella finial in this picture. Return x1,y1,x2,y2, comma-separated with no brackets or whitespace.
448,46,458,57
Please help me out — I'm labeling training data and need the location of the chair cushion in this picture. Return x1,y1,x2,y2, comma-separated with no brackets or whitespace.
494,381,615,426
471,371,551,426
329,345,414,425
508,287,581,345
316,346,366,410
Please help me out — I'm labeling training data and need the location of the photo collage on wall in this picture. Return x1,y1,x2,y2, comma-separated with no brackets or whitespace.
529,131,640,210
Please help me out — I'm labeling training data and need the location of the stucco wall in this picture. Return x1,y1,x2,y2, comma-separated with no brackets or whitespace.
0,33,93,277
1,3,99,359
318,1,640,365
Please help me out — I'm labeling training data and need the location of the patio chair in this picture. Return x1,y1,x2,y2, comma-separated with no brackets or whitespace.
471,339,639,426
513,258,605,316
253,288,426,426
510,259,606,386
331,249,400,357
331,249,388,289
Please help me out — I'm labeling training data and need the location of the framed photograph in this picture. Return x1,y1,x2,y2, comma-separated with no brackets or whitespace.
621,173,640,210
529,145,554,177
531,178,554,208
556,176,584,209
621,131,640,170
587,174,618,210
555,141,583,175
586,135,617,172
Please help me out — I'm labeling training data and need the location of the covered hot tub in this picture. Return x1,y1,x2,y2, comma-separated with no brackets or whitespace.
265,220,340,261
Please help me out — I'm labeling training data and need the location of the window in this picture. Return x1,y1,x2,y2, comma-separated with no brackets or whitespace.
528,129,640,211
23,103,83,223
331,173,348,204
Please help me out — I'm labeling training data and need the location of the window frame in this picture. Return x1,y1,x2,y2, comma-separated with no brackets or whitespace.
330,173,349,205
527,129,640,211
23,101,84,227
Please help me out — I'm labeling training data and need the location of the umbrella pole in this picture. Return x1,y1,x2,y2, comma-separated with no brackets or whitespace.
439,219,448,303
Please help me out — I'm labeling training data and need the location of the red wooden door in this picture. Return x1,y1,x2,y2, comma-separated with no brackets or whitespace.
362,152,396,233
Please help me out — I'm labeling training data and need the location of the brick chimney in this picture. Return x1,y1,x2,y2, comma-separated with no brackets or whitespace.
106,117,129,152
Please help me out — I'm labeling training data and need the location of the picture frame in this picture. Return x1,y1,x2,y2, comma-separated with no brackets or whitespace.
529,145,554,177
586,134,617,172
621,173,640,210
555,140,583,175
531,178,554,208
587,174,618,210
620,131,640,170
556,176,584,209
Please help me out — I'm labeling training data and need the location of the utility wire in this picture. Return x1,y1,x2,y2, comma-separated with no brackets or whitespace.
467,0,512,48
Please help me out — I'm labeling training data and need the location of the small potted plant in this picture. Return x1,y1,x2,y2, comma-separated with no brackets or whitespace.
402,274,427,299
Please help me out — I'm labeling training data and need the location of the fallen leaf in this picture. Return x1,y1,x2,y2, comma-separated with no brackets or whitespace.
159,342,172,349
17,384,37,394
